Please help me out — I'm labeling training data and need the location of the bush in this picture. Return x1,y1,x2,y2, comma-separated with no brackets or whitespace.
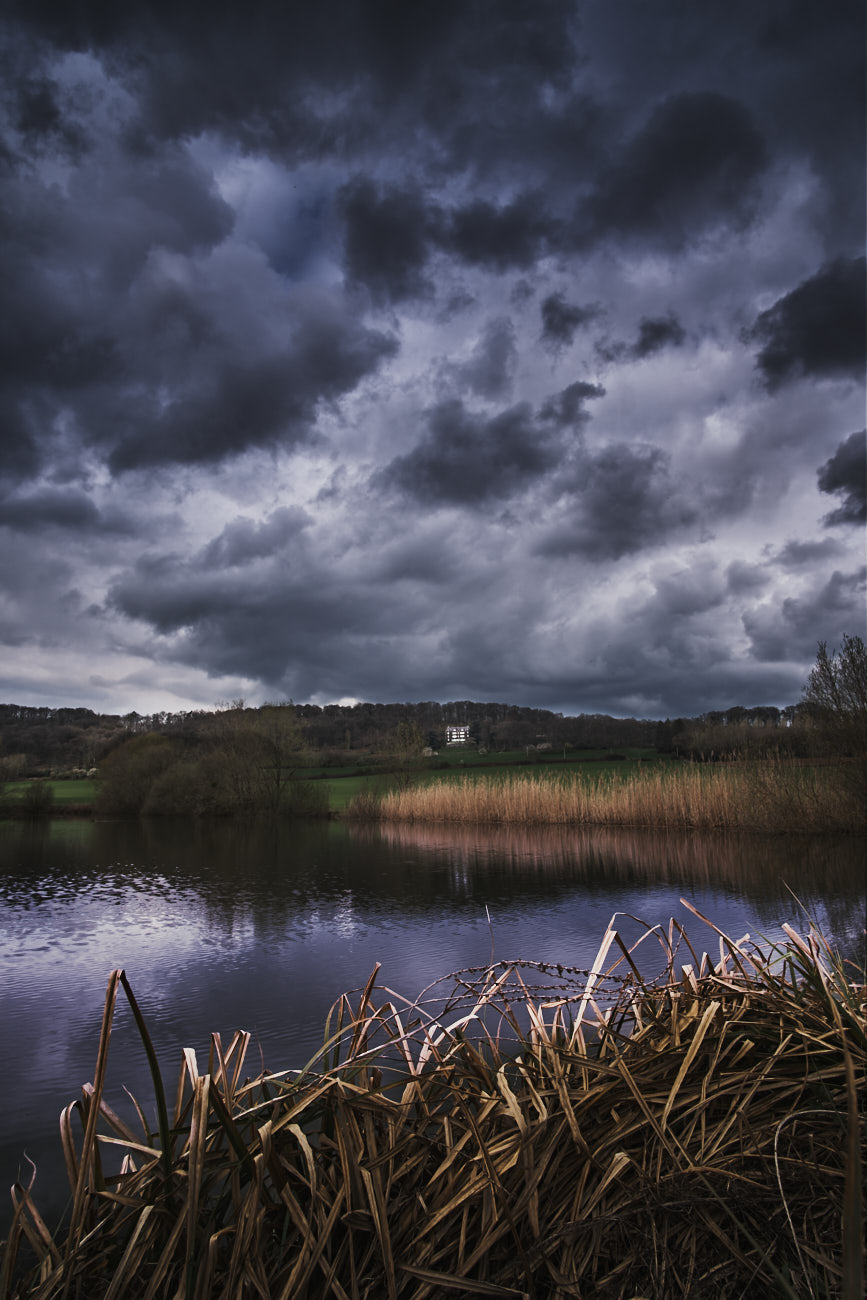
96,734,176,815
20,780,55,817
280,780,330,817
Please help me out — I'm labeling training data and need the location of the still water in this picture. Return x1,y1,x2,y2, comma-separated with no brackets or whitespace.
0,815,864,1234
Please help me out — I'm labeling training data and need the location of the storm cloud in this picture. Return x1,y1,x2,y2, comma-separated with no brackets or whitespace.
631,314,687,359
338,178,436,305
0,1,863,717
817,431,867,526
584,92,768,249
379,399,560,506
540,294,601,351
539,443,697,560
750,257,866,389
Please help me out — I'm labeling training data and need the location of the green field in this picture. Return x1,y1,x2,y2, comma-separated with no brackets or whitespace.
1,751,670,816
3,777,97,806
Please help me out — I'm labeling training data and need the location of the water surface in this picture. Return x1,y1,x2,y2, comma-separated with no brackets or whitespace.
0,816,863,1234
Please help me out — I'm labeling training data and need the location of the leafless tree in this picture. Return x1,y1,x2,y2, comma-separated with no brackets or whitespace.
803,634,867,793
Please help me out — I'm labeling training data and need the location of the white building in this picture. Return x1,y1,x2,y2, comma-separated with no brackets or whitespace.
445,725,470,745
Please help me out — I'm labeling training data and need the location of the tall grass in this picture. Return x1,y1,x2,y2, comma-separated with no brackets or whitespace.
2,908,864,1298
370,759,863,832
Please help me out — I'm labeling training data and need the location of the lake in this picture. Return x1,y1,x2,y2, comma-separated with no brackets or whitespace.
0,815,864,1237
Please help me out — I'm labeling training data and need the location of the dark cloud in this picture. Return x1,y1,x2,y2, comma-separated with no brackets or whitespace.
747,0,865,246
540,294,601,350
3,0,581,170
11,75,85,159
338,177,436,305
0,3,863,717
2,2,461,138
725,561,768,594
14,76,62,136
455,317,517,399
374,535,457,586
380,380,606,507
441,195,553,271
585,92,767,248
1,238,396,473
774,538,847,569
379,399,559,505
631,313,686,358
750,257,866,389
107,309,397,471
107,547,424,694
0,488,100,531
594,313,687,366
201,508,312,568
0,487,146,538
0,407,41,486
743,567,867,661
817,430,866,526
540,443,696,560
538,381,605,427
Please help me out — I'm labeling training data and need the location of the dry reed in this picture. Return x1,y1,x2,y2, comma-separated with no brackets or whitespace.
371,760,862,832
1,906,864,1299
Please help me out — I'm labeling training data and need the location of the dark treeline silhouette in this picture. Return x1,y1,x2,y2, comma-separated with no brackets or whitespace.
0,703,124,775
0,696,823,778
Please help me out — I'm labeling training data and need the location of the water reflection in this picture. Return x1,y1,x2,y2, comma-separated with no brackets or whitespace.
362,820,865,930
0,816,863,1235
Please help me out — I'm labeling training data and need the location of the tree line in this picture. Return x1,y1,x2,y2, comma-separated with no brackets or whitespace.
1,636,864,791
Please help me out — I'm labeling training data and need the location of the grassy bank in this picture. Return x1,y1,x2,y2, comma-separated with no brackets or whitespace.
365,759,863,833
0,779,96,816
2,910,864,1298
1,756,861,831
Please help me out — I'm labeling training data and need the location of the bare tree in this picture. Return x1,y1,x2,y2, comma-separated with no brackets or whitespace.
252,703,308,811
803,635,867,792
383,720,425,790
212,701,307,812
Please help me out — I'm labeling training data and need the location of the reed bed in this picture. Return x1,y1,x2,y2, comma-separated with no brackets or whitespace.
370,760,863,832
2,905,864,1299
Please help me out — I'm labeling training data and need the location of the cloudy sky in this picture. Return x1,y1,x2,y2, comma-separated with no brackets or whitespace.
0,1,864,719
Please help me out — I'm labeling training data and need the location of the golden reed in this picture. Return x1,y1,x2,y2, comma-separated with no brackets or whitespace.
374,761,862,832
3,915,863,1299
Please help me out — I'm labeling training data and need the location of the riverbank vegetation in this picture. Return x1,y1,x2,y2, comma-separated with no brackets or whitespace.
1,636,863,825
361,757,864,833
93,703,329,818
2,910,863,1298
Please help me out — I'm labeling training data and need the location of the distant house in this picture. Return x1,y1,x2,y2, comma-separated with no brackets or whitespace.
446,725,470,745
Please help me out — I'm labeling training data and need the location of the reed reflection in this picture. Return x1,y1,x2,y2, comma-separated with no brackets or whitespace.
359,819,863,895
355,820,866,957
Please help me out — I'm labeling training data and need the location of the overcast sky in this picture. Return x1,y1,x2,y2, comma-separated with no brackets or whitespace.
0,1,864,719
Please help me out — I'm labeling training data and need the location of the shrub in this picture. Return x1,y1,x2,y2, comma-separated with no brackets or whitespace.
280,780,330,817
96,734,176,815
19,780,55,817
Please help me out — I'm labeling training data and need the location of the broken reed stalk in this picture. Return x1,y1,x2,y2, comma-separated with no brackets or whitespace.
369,760,863,832
2,903,864,1299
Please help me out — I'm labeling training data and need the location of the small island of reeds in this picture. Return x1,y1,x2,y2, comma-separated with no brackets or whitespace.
2,907,863,1299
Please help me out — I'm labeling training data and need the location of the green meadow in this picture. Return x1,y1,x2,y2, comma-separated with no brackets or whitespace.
1,750,670,816
2,778,96,807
